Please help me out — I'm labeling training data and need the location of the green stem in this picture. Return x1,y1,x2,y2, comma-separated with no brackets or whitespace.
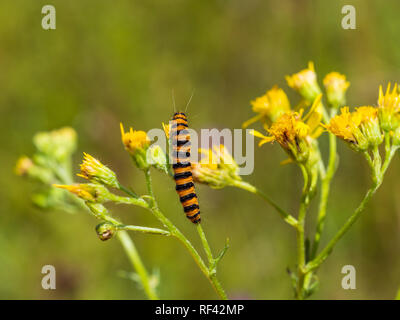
311,131,337,259
110,194,149,209
118,224,171,236
117,230,159,300
143,169,228,300
306,183,380,272
295,164,312,299
232,180,298,228
382,137,398,175
197,224,214,267
56,169,156,300
372,146,382,183
306,144,398,273
117,182,138,198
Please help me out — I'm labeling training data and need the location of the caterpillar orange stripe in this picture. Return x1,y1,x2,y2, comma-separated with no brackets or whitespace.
171,112,201,223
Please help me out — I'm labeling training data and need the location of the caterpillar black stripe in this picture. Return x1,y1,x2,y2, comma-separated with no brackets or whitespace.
171,112,201,223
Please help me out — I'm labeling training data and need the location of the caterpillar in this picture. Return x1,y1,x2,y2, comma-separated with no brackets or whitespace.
171,112,201,224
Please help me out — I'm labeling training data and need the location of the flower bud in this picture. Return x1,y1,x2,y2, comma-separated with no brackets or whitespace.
192,145,241,189
15,156,34,176
78,153,118,188
96,222,117,241
15,156,54,184
147,145,169,174
323,72,350,108
250,86,291,123
353,106,383,147
54,183,110,203
286,62,322,103
377,83,400,132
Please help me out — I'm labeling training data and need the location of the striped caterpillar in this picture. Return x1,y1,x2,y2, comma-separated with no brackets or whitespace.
170,112,201,223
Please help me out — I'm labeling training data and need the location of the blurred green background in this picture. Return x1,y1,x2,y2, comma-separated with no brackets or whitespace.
1,0,399,299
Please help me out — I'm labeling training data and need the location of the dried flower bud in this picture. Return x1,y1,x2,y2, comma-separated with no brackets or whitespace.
96,222,117,241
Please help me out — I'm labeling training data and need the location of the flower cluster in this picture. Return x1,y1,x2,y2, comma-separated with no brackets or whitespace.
325,106,382,151
15,127,78,209
326,83,400,151
244,62,353,167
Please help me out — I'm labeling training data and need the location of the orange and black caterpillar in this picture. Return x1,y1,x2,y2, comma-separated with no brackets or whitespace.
171,112,201,223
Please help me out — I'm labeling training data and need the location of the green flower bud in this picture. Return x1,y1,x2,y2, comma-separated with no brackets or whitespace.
323,72,350,108
147,145,169,174
33,127,77,162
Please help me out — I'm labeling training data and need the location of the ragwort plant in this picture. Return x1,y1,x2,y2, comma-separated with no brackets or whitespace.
239,62,400,299
16,62,400,299
16,124,229,300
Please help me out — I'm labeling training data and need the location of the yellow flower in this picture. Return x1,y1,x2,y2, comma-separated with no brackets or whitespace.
120,123,151,170
354,106,383,147
378,83,400,132
77,153,118,188
323,72,350,108
324,107,356,142
243,86,291,128
120,123,150,155
251,95,323,163
286,62,322,103
325,106,382,151
192,145,241,189
252,112,311,163
15,156,34,176
54,183,110,203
